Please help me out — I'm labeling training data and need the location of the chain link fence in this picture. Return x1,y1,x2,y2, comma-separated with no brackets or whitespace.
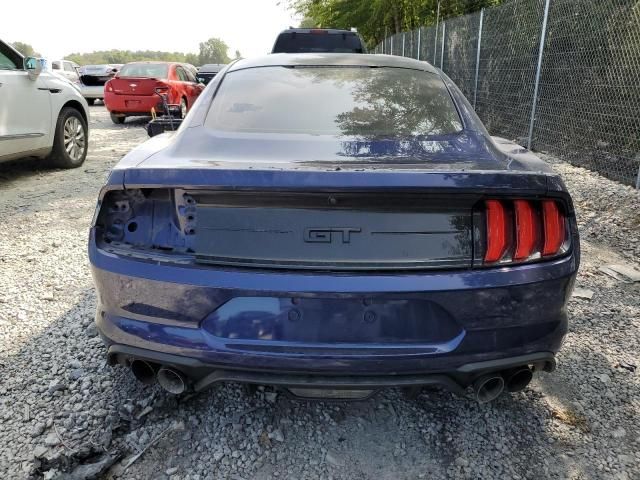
374,0,640,188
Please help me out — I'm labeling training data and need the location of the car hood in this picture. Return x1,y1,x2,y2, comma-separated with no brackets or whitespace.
126,127,552,173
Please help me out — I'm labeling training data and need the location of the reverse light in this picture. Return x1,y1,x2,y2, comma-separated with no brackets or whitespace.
484,199,567,265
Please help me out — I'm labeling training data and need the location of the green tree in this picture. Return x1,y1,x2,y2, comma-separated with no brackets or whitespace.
198,38,231,65
10,41,41,57
299,16,317,27
66,50,198,65
288,0,503,48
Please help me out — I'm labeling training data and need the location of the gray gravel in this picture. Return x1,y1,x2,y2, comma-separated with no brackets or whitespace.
0,107,639,479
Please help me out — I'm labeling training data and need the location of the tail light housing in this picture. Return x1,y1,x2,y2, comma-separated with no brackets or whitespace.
105,80,113,92
483,198,569,265
154,81,170,93
94,188,195,257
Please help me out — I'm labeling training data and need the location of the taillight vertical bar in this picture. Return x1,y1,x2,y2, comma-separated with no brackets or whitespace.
484,200,508,262
542,200,565,256
513,200,538,260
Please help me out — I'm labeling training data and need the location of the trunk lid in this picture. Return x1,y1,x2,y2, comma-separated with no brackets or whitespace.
118,131,554,272
109,77,161,96
191,191,474,270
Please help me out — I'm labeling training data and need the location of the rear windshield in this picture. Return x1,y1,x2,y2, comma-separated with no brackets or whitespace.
273,32,364,53
119,63,168,78
205,66,463,138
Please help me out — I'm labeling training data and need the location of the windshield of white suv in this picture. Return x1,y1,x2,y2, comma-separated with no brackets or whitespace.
205,66,463,138
118,63,168,78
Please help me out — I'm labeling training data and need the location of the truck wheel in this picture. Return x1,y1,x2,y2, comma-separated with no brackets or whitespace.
180,97,187,119
110,113,125,124
47,107,88,169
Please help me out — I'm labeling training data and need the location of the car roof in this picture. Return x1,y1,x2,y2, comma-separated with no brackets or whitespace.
279,28,358,35
228,53,438,74
199,63,226,72
123,61,173,65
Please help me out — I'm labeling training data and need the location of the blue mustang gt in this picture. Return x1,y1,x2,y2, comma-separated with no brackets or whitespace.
89,53,579,402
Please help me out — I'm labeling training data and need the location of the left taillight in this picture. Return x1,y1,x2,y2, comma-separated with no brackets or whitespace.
483,198,568,265
105,79,113,92
94,189,195,255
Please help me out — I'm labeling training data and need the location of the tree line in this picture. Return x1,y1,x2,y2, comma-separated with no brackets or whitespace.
10,37,239,66
291,0,503,48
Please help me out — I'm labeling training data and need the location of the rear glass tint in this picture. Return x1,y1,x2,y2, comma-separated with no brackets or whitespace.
273,32,364,53
205,67,463,137
119,63,168,78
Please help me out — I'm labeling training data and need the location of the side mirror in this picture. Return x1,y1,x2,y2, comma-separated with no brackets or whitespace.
24,57,43,80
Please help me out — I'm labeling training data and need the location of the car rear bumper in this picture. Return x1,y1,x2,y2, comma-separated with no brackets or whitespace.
107,344,556,394
103,92,162,115
89,229,577,388
79,85,105,99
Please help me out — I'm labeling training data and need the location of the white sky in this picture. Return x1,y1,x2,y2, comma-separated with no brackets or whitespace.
4,0,300,61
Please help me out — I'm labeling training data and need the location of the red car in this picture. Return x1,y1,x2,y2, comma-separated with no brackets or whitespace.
104,62,204,124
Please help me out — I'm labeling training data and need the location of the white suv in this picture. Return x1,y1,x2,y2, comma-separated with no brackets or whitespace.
0,40,89,168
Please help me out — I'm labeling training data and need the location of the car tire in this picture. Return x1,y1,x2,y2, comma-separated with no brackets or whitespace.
110,113,125,124
47,107,88,169
86,98,95,106
180,97,187,119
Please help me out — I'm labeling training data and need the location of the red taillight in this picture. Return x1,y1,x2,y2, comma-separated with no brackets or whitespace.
310,29,329,34
513,200,538,260
484,199,566,264
106,80,113,92
484,200,508,263
542,200,566,256
155,81,169,92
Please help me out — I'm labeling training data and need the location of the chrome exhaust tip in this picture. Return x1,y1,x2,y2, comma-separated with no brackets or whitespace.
157,367,186,395
473,374,505,404
130,360,157,385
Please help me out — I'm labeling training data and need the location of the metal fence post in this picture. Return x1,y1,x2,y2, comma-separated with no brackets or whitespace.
390,35,394,56
440,22,446,69
636,167,640,190
527,0,551,150
434,1,440,63
473,9,485,109
417,28,421,60
402,32,406,57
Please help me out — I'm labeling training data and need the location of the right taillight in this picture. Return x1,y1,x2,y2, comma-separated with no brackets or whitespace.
541,200,565,256
484,199,567,265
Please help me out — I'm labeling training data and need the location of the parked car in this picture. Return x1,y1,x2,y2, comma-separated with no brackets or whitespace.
90,53,579,402
197,63,226,85
103,61,204,124
0,40,89,168
272,28,366,53
181,63,198,78
50,59,80,82
78,64,122,105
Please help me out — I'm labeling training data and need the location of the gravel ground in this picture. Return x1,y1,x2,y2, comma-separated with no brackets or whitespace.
0,106,638,480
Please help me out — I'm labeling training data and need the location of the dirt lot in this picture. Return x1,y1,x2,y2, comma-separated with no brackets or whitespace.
0,106,639,480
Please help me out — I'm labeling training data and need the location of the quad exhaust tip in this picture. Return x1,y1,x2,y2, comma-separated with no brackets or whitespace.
130,360,156,385
157,367,186,395
473,374,505,404
503,366,533,392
